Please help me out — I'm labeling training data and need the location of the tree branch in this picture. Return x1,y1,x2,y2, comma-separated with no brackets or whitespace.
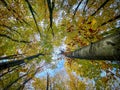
0,33,31,43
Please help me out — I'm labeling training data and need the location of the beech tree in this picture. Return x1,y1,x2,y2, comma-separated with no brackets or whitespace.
64,32,120,60
0,53,44,70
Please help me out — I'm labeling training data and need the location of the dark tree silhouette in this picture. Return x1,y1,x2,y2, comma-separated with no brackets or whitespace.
0,53,44,70
91,0,110,16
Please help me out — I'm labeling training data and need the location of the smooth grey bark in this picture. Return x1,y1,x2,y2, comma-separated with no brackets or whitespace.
0,53,44,70
65,33,120,60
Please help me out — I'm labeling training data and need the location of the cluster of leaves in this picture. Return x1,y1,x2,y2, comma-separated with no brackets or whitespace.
63,0,120,89
65,59,120,89
32,70,86,90
0,0,58,89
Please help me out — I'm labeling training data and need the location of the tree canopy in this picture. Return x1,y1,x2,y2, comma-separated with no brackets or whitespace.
0,0,120,89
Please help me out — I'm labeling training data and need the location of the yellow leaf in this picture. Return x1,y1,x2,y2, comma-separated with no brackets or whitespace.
91,19,96,26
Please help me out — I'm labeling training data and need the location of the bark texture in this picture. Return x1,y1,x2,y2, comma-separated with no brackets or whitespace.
65,33,120,60
0,53,44,70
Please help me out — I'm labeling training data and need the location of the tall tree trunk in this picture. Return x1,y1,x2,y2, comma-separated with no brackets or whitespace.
83,0,89,13
91,0,110,16
73,0,83,18
99,14,120,27
0,65,21,78
0,54,24,60
64,33,120,60
0,53,44,70
46,73,49,90
25,0,41,36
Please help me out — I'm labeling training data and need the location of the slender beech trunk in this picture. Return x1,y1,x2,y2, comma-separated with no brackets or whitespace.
83,0,89,13
65,33,120,60
50,81,52,90
25,0,41,36
73,0,83,18
0,65,21,78
0,53,44,70
99,14,120,27
91,0,110,16
47,0,55,36
46,73,49,90
0,54,24,60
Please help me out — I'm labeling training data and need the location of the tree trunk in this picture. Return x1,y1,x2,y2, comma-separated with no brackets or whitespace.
0,53,44,70
46,73,49,90
73,0,83,17
0,54,24,60
0,65,21,78
99,14,120,27
64,33,120,60
91,0,109,16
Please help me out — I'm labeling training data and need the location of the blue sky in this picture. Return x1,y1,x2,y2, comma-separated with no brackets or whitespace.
36,59,65,77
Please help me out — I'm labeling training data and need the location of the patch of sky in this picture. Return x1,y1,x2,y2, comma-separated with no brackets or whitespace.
100,70,106,77
72,0,85,10
38,19,48,30
54,10,65,26
115,9,119,14
99,10,103,16
36,42,66,78
35,59,65,78
116,20,120,27
111,67,116,74
34,33,40,41
8,16,16,21
12,26,18,30
0,59,9,63
18,49,22,54
110,67,120,88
